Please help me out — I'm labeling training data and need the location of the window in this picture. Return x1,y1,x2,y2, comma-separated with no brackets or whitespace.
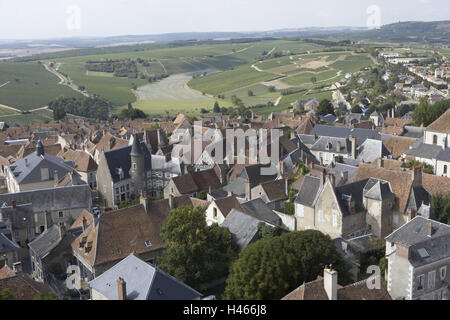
417,275,424,290
332,213,337,228
433,135,438,145
297,204,304,218
133,163,137,170
58,211,63,218
318,210,324,223
213,207,218,219
444,165,448,175
440,266,447,280
428,270,436,289
40,167,49,181
126,184,130,191
393,214,399,225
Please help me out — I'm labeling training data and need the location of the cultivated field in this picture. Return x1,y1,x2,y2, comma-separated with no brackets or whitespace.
0,62,82,110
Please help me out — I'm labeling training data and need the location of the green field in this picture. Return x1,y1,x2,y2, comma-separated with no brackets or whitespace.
130,99,233,116
0,108,55,125
187,65,277,95
0,62,82,110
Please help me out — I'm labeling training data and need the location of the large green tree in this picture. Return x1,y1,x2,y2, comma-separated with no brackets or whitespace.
431,191,450,225
158,206,237,289
316,99,335,117
412,99,450,127
225,230,351,300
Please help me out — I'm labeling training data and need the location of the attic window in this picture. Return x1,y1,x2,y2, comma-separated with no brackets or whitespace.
117,248,122,255
145,240,152,248
418,248,429,258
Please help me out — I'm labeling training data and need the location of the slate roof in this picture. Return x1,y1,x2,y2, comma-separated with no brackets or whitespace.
214,195,244,218
294,175,322,207
363,179,395,201
7,144,75,184
0,203,35,231
239,164,278,188
88,254,202,300
28,225,63,259
436,148,450,162
334,178,371,216
0,233,20,254
328,163,358,185
0,184,92,213
356,139,391,163
310,125,381,146
402,126,424,139
104,142,152,183
385,216,450,267
219,209,261,250
240,198,282,226
310,137,349,154
404,142,444,160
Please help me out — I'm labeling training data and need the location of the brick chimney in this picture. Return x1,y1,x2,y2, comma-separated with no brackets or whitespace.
411,166,422,187
428,221,434,237
324,266,338,300
12,261,22,274
245,178,251,201
117,277,127,300
82,216,87,232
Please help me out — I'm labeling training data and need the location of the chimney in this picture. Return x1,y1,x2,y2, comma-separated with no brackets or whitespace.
12,262,22,274
140,195,149,213
168,194,174,209
328,174,336,188
53,170,59,184
428,221,434,237
278,159,285,176
379,158,384,168
285,179,289,197
227,190,233,197
82,216,87,231
407,208,416,221
336,141,341,152
245,178,251,201
165,152,171,162
320,169,326,188
411,166,422,187
44,211,53,230
349,135,356,159
117,277,127,300
12,200,16,209
324,267,338,300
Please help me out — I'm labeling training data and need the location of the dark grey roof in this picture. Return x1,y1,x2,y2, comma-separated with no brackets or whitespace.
402,126,424,139
0,203,35,230
36,140,45,156
310,125,381,146
0,185,92,213
404,142,443,159
334,178,371,216
88,254,202,300
294,175,321,207
407,186,430,212
363,179,394,201
436,148,450,162
104,142,152,183
357,139,391,163
0,232,20,254
310,136,349,153
417,203,433,219
342,158,362,166
385,216,450,267
219,209,261,250
223,177,246,198
320,114,337,124
328,163,358,185
297,134,315,145
28,225,63,259
240,198,282,226
130,134,144,156
7,151,74,184
240,164,278,188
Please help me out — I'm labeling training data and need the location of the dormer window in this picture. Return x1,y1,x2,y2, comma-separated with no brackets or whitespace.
145,240,152,248
133,163,137,170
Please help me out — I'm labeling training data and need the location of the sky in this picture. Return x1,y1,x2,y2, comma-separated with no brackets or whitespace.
0,0,448,39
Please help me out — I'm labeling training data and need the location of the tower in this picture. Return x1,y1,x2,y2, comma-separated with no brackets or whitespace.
129,134,147,197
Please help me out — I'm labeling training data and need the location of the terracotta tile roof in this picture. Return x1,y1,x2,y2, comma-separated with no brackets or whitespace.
384,118,412,127
260,179,288,202
69,209,94,231
384,136,416,159
352,121,374,130
282,275,391,300
59,149,98,172
0,265,16,280
375,158,406,170
172,169,222,194
214,195,244,218
94,132,128,154
0,273,54,300
353,163,414,212
426,108,450,133
380,126,404,135
422,173,450,195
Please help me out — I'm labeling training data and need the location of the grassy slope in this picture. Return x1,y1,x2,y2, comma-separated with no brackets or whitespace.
0,62,82,110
